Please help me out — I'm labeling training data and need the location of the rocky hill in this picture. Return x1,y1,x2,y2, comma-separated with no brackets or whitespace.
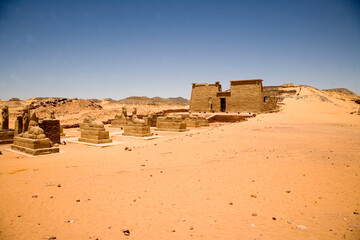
99,96,189,106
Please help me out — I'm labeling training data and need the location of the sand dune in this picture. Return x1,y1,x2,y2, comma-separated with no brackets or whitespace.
0,85,359,239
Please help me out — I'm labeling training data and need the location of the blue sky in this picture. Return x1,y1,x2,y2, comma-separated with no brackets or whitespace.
0,0,359,100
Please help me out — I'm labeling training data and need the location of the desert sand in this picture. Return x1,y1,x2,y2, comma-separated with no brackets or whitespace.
0,86,359,240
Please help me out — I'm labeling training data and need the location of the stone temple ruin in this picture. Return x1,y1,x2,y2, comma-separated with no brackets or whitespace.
156,114,188,132
11,110,59,155
79,115,94,131
0,106,14,144
123,110,153,137
111,105,128,128
38,112,61,144
78,119,112,144
190,79,276,113
184,113,209,127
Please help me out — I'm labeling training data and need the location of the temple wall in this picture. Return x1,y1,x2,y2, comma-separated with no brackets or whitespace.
226,81,264,113
190,83,221,112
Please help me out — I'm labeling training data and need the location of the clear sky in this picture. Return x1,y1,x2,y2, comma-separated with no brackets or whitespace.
0,0,359,100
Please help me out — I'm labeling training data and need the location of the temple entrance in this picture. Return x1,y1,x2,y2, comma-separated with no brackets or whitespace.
220,98,226,112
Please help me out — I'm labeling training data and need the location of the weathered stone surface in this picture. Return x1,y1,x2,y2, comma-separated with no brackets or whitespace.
143,114,163,127
11,111,59,155
0,105,14,143
184,118,200,127
22,105,31,133
190,79,268,113
123,122,153,137
14,116,23,135
184,114,209,127
111,118,127,128
1,106,9,129
111,106,128,128
60,126,65,136
79,116,94,130
11,137,59,155
0,129,14,144
78,120,112,144
39,119,61,144
156,115,188,132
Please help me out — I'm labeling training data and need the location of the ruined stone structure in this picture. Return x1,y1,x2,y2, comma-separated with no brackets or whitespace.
132,107,137,118
11,112,59,155
78,120,112,144
79,115,94,130
185,113,209,127
39,119,61,144
22,105,30,133
49,111,65,137
0,106,14,144
156,114,188,132
111,106,128,128
190,79,269,113
123,118,153,137
14,116,23,135
143,114,163,127
1,106,9,129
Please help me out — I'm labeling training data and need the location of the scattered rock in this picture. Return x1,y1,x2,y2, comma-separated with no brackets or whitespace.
251,194,257,198
272,217,277,220
66,220,75,223
296,225,307,230
171,229,176,232
122,229,130,236
285,190,291,193
229,202,233,205
190,226,194,230
32,194,38,198
252,213,257,216
354,211,359,215
287,220,293,224
57,184,61,188
76,199,80,202
251,223,255,227
17,215,21,218
46,236,56,240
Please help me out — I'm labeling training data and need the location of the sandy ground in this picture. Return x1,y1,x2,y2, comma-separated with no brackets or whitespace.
0,86,359,240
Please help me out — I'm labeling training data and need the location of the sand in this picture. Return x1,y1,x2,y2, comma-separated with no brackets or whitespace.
0,86,359,239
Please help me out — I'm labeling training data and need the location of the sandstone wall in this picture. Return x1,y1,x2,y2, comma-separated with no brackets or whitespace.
39,120,60,144
190,83,221,112
226,80,264,113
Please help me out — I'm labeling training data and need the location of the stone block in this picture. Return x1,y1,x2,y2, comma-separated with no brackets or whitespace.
123,123,153,137
11,136,59,155
0,129,14,144
39,119,60,144
156,117,188,132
